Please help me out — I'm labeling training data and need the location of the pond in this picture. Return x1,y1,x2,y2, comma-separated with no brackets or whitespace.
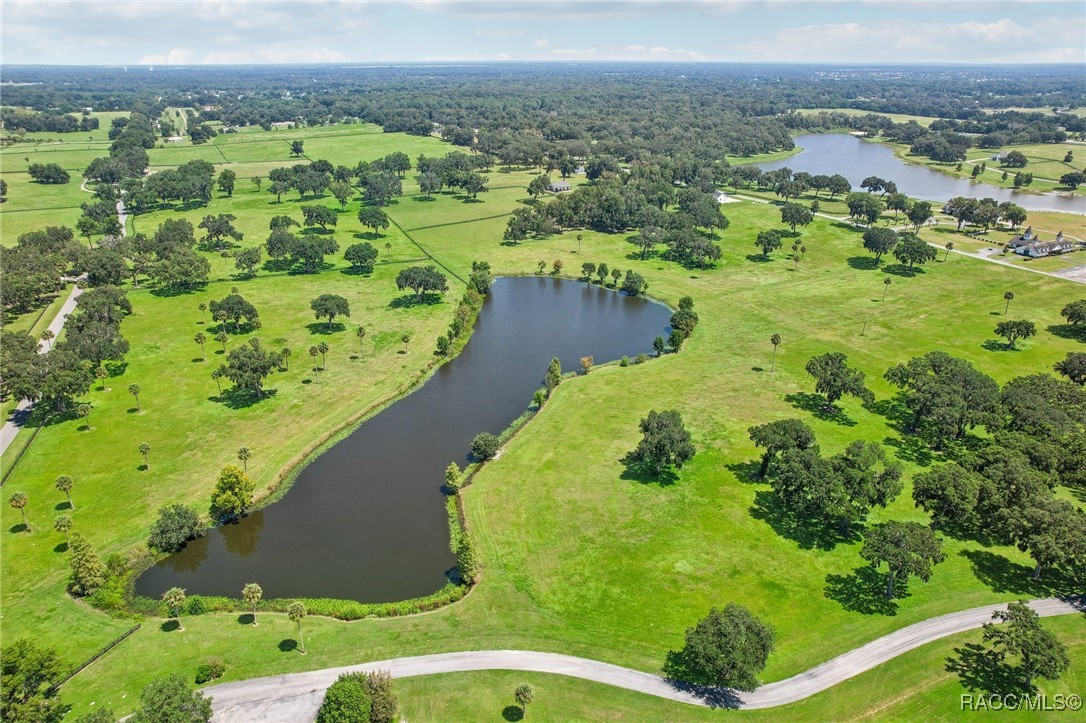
135,277,672,602
758,134,1085,214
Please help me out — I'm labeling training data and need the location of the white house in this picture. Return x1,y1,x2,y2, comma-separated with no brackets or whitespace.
550,180,572,193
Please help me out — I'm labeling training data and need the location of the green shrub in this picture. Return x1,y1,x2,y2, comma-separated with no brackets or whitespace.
186,595,208,615
316,673,371,723
620,356,629,367
194,658,225,684
635,353,648,364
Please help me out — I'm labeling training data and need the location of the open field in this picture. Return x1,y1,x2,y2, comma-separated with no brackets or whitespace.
796,108,939,127
871,139,1083,195
2,123,1084,719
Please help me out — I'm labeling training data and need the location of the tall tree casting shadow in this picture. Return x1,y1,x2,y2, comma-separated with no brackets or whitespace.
619,454,679,486
946,643,1030,695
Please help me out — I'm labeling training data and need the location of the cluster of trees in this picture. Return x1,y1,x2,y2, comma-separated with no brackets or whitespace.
125,159,217,211
27,162,71,184
416,151,490,199
1,106,99,133
505,175,728,269
0,226,79,313
2,285,132,412
942,196,1028,232
861,228,937,268
265,219,340,274
761,345,1086,588
726,166,852,200
394,265,448,303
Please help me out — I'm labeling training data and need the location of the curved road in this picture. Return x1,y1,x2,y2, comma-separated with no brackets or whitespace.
205,597,1082,721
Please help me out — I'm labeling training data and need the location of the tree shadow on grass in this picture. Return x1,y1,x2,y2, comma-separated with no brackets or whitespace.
150,283,207,298
749,490,854,551
824,565,900,616
389,293,443,309
8,523,29,534
981,340,1018,352
846,256,879,270
960,549,1081,598
278,639,298,653
237,613,255,625
866,396,913,434
946,643,1027,695
1047,324,1086,343
217,387,277,410
745,254,774,263
882,264,924,278
305,322,346,335
54,542,68,553
619,454,679,486
725,460,762,485
882,435,935,467
106,361,128,378
501,706,524,722
784,392,857,427
339,266,373,277
160,620,181,633
352,231,383,241
54,501,72,511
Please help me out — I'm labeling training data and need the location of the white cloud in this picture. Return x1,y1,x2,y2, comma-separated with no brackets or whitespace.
731,16,1086,63
532,38,551,49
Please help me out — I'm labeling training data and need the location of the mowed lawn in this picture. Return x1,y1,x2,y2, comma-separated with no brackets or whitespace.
2,123,1084,719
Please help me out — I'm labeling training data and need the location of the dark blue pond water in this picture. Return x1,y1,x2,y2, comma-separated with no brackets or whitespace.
136,277,672,602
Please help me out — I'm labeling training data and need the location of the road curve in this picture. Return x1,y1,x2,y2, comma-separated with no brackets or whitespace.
205,597,1082,721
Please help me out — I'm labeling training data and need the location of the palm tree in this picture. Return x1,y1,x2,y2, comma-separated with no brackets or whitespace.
54,515,73,546
76,403,92,429
237,446,251,472
216,332,229,353
95,366,108,391
309,346,319,375
770,334,782,373
195,332,207,361
128,384,142,411
402,334,411,353
40,329,54,350
1004,290,1015,315
163,587,186,631
384,242,392,257
242,582,262,625
287,601,307,654
8,492,30,532
944,241,954,261
882,277,892,302
280,347,292,371
55,475,75,509
139,442,151,469
198,302,207,321
356,326,366,355
317,341,329,369
212,366,226,396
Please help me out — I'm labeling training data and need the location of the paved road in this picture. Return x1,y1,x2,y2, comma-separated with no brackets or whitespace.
205,597,1082,721
0,279,85,458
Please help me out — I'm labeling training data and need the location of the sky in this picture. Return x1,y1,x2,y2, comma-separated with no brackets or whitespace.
1,1,1084,66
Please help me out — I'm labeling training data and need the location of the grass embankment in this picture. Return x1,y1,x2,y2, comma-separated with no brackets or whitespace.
2,125,1084,719
870,138,1084,196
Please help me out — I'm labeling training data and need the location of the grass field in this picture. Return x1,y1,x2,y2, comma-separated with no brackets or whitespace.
2,123,1085,720
796,108,939,127
871,139,1084,195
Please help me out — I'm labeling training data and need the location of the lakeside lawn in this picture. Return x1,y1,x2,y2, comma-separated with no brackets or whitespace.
2,124,1084,719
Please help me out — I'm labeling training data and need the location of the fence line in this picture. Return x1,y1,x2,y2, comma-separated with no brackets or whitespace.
55,623,142,689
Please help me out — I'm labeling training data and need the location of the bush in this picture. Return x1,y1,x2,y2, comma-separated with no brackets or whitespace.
147,504,203,554
471,432,500,461
635,353,648,364
316,672,371,723
620,356,629,367
366,670,399,723
194,658,225,684
186,595,208,615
